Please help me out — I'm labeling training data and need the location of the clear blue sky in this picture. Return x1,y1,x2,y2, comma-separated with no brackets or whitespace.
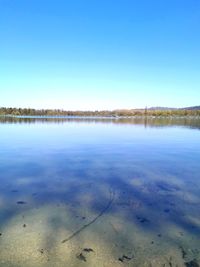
0,0,199,110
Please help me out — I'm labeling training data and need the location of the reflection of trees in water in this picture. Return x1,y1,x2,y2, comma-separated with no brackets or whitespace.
1,116,200,130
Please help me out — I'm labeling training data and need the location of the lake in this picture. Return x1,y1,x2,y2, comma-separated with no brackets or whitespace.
0,117,200,267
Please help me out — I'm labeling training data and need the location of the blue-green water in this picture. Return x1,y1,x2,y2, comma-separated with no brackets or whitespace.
0,117,200,267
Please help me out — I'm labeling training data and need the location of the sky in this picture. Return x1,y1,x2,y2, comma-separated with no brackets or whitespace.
0,0,200,110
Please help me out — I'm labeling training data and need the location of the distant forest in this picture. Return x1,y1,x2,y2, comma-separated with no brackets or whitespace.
0,107,200,117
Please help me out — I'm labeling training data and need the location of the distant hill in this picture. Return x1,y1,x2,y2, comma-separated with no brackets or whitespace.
147,106,200,111
148,107,177,111
181,106,200,110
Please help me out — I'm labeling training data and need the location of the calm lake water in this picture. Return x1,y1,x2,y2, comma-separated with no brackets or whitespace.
0,117,200,267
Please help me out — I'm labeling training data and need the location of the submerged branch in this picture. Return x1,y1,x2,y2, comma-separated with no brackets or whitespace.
61,189,115,243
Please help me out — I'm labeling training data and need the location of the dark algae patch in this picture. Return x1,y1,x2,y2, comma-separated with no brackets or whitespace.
118,254,133,263
156,181,179,192
76,248,94,262
164,208,170,213
38,249,44,254
83,248,94,253
16,201,27,205
136,216,150,223
77,253,87,262
179,246,200,267
180,246,187,260
185,260,199,267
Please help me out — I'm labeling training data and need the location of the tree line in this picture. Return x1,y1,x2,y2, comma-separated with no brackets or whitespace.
0,107,200,117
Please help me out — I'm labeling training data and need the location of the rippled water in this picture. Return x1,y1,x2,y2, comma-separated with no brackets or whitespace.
0,117,200,267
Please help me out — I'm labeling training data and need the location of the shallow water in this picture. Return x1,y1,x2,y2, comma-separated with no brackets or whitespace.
0,117,200,267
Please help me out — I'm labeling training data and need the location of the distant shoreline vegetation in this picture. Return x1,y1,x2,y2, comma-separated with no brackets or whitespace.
0,107,200,117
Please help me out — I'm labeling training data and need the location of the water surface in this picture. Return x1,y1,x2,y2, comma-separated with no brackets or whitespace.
0,117,200,267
